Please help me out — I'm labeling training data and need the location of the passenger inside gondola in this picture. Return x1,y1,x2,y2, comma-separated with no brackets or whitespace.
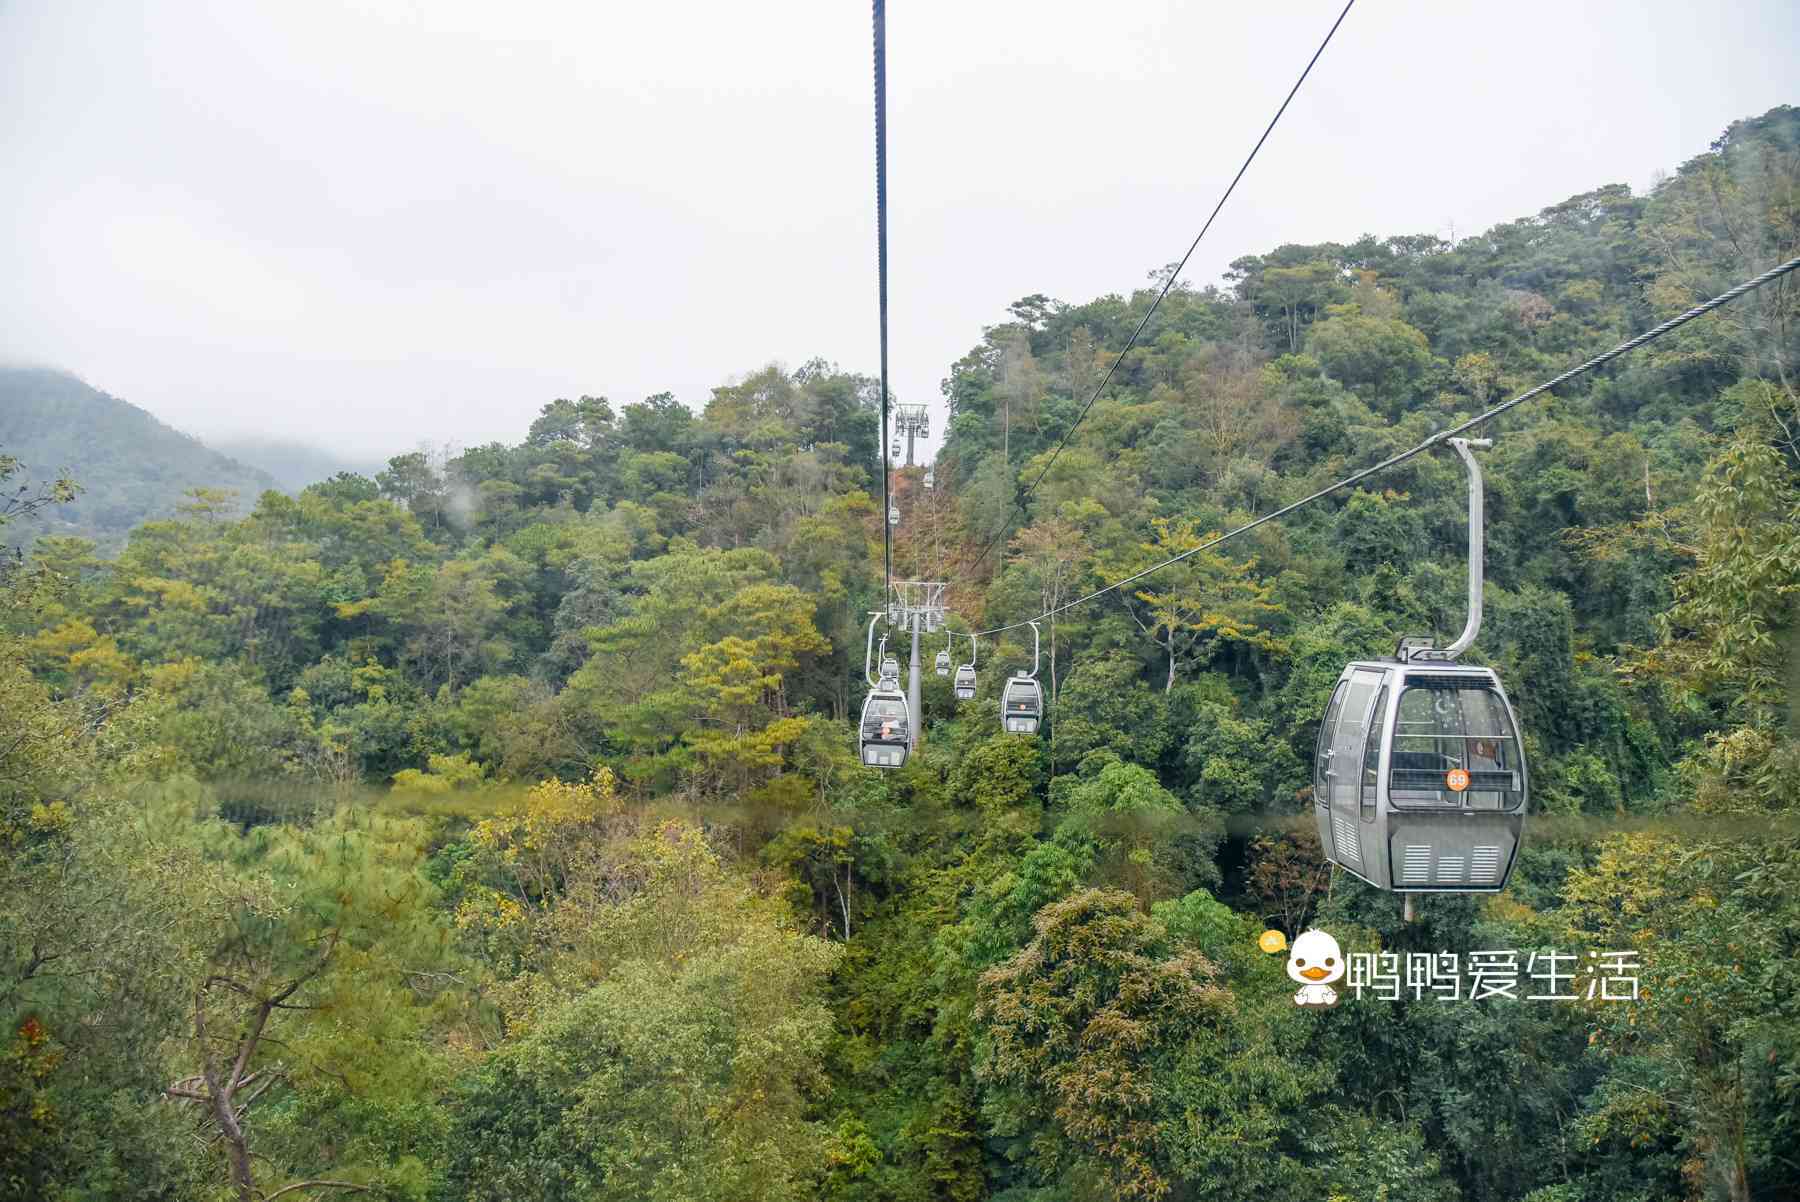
863,696,908,742
1389,681,1520,809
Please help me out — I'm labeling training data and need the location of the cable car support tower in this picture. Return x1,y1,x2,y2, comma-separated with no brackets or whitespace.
890,581,946,751
893,403,929,468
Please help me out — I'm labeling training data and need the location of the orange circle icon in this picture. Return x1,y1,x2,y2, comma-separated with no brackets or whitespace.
1446,768,1470,792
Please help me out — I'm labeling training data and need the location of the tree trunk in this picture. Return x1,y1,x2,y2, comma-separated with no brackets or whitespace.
1047,611,1058,776
836,867,852,942
1786,622,1800,739
1725,1161,1749,1202
195,985,261,1202
222,1122,257,1202
183,938,338,1202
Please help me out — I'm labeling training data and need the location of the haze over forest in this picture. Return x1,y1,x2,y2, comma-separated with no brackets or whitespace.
3,1,1797,457
2,6,1799,1202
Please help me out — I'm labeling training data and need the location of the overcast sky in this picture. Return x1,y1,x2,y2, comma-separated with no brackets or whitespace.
2,0,1796,463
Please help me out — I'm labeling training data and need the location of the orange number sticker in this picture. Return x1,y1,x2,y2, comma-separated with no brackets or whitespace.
1446,768,1470,792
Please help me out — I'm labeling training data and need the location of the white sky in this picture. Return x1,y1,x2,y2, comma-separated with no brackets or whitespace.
2,0,1796,462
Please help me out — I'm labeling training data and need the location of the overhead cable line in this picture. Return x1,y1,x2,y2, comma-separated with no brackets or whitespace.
874,0,894,598
972,254,1800,637
962,0,1356,579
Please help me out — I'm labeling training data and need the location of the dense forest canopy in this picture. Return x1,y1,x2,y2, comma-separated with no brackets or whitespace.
2,106,1798,1202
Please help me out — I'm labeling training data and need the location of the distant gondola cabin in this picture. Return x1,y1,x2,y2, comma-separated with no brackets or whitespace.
1001,675,1042,734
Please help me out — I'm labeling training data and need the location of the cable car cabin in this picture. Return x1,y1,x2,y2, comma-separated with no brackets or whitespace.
1001,675,1043,734
1313,661,1527,893
953,664,977,700
881,655,900,681
860,688,911,768
935,650,951,677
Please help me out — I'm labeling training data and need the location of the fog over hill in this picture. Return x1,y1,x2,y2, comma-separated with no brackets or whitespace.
0,366,278,548
208,434,390,495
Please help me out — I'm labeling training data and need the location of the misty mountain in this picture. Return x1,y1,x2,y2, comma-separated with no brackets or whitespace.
209,434,389,494
0,366,277,549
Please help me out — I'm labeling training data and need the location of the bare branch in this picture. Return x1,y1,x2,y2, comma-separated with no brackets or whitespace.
269,929,340,1008
259,1180,375,1202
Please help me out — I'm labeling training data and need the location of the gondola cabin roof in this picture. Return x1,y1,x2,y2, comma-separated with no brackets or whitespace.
1341,659,1505,685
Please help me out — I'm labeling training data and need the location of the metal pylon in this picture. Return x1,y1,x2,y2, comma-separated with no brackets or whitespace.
907,611,923,751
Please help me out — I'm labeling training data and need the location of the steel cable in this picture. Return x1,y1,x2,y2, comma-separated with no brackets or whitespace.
961,0,1357,579
874,0,893,598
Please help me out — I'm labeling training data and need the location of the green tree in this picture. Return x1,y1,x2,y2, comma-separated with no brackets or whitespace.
1255,260,1344,352
161,806,460,1202
1307,311,1433,414
1050,651,1170,770
1562,832,1800,1202
976,888,1230,1200
1646,423,1800,812
373,553,515,693
1107,516,1282,692
446,819,840,1201
679,582,829,795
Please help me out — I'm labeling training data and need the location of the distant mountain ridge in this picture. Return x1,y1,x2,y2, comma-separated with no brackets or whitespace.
209,434,388,495
0,367,278,549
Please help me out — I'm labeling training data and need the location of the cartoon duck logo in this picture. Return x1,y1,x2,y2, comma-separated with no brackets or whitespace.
1286,929,1345,1008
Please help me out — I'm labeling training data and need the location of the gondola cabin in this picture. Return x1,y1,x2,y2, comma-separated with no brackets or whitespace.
934,650,951,676
861,687,911,768
1001,675,1043,734
881,655,900,681
953,664,977,700
1313,660,1526,892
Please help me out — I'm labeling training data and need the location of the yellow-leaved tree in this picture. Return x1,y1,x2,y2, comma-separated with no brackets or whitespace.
1103,515,1283,692
679,582,829,796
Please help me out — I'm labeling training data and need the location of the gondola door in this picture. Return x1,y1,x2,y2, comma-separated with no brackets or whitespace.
1312,681,1346,860
1355,680,1392,886
1323,668,1385,885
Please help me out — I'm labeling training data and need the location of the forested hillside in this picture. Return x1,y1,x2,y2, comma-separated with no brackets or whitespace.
0,368,277,549
2,107,1797,1202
